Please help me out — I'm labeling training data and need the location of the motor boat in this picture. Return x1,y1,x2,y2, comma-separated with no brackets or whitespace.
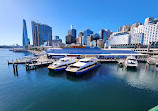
147,56,158,65
125,56,138,68
66,57,100,75
48,57,78,71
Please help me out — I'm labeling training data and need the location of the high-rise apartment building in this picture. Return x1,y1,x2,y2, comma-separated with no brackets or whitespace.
117,27,122,32
131,22,158,45
144,17,154,25
117,25,131,33
131,23,142,31
22,19,30,47
122,25,131,32
65,25,76,44
32,21,52,46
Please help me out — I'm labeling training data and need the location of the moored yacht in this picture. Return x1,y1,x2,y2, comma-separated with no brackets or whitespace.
48,57,78,71
66,57,100,75
125,56,138,68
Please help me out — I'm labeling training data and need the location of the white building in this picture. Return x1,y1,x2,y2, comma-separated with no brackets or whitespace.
131,21,158,45
130,32,144,44
87,36,92,46
106,33,131,47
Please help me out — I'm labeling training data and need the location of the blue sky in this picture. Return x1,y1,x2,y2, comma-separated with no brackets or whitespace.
0,0,158,45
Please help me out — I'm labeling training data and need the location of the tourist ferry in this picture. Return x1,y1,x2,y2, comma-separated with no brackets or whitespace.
66,57,100,75
48,57,78,71
125,56,138,68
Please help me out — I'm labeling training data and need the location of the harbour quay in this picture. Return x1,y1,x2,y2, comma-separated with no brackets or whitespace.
46,47,147,62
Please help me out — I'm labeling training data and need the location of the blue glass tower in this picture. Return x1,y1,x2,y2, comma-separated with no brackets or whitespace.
84,29,93,45
23,19,30,47
99,29,110,43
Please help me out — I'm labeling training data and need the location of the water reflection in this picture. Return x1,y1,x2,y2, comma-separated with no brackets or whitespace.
48,67,98,82
48,70,67,78
116,63,158,91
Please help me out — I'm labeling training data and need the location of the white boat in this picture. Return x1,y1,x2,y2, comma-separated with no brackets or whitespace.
48,57,78,71
156,62,158,67
147,56,158,65
66,57,100,75
125,56,138,68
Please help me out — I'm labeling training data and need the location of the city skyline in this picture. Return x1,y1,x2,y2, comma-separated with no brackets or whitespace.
0,0,158,45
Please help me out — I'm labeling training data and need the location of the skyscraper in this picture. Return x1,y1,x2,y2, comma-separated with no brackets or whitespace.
65,25,77,44
99,29,110,43
22,19,30,47
84,29,93,45
93,33,100,40
32,21,52,46
144,17,154,25
53,36,59,40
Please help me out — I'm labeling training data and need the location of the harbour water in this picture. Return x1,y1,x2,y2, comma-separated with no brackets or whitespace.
1,48,158,111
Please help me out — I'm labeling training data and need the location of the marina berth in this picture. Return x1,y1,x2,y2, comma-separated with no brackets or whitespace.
48,57,78,71
125,56,138,68
66,57,100,75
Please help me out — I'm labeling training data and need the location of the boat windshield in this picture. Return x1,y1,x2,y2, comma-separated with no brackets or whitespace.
70,66,80,68
60,59,69,62
128,59,136,61
80,61,90,63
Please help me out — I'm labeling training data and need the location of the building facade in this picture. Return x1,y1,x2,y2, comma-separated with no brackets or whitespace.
130,32,144,44
66,25,76,44
131,22,158,45
131,23,142,31
53,36,59,40
87,35,93,46
23,19,30,47
106,33,131,47
32,21,52,46
84,29,93,45
117,25,131,33
117,27,122,32
97,39,104,48
90,40,97,47
99,29,110,43
93,33,100,40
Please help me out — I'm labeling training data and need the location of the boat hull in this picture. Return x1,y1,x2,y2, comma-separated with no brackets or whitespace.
67,63,100,75
48,66,67,71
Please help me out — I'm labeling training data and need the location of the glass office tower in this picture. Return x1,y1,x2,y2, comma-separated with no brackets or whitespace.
32,21,52,46
22,19,30,47
66,25,76,44
99,29,110,43
84,29,93,45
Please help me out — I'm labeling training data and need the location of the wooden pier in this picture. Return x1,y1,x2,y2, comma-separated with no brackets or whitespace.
26,61,53,70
